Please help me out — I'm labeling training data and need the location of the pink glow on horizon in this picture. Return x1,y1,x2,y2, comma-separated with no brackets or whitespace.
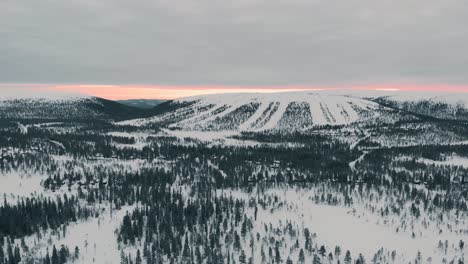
1,83,468,100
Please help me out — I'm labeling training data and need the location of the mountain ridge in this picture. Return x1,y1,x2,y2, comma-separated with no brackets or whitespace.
0,96,144,121
2,90,468,126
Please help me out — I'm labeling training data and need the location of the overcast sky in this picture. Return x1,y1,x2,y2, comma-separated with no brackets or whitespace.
1,0,468,88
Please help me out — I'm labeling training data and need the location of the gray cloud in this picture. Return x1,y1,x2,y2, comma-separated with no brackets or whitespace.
1,0,467,86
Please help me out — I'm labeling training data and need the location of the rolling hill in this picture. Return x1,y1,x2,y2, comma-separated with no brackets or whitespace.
0,94,143,121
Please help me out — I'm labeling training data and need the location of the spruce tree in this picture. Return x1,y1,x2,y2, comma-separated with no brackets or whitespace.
334,246,341,258
20,238,28,253
135,250,142,264
239,250,246,264
319,246,326,257
59,245,69,264
120,250,126,264
51,246,59,264
298,248,305,264
313,254,321,264
182,236,191,259
44,251,51,264
233,232,241,252
13,246,20,264
344,251,352,264
0,246,3,264
274,242,281,264
74,246,80,260
6,240,12,264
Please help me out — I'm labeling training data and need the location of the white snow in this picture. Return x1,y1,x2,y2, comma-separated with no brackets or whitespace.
178,91,383,129
349,151,368,171
19,204,136,264
418,156,468,168
0,173,45,201
17,123,28,134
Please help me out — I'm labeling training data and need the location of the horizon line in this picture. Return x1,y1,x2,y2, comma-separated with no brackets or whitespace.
1,83,468,100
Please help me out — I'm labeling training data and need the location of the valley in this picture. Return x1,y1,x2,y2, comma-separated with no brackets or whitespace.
0,90,467,264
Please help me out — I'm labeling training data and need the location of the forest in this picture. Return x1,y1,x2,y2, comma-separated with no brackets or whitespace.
0,119,467,263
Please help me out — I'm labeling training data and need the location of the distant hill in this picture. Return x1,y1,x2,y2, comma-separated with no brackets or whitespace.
116,99,166,109
0,95,144,121
119,91,408,131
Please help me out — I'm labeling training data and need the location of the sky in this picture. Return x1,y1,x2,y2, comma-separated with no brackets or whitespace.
1,0,468,99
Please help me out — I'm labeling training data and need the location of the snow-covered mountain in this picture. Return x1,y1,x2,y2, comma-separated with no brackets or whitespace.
372,92,468,120
317,90,468,120
121,91,411,132
4,89,467,128
0,94,142,121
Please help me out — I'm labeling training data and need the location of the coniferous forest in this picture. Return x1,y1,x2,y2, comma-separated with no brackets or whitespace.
1,92,468,264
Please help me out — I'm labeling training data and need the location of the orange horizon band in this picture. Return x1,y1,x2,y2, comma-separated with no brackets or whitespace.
1,83,468,100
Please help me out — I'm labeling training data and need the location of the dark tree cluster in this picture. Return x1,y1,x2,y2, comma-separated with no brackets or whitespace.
0,195,94,238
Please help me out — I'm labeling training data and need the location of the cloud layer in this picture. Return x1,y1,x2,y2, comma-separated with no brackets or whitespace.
1,0,467,86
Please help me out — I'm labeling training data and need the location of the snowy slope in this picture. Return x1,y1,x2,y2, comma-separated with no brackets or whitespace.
120,91,400,132
370,91,468,108
328,90,468,120
318,90,468,106
374,92,468,120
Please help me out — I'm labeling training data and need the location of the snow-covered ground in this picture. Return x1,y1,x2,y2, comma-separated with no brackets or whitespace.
221,187,467,263
419,156,468,168
0,173,45,204
15,203,136,264
162,129,262,147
